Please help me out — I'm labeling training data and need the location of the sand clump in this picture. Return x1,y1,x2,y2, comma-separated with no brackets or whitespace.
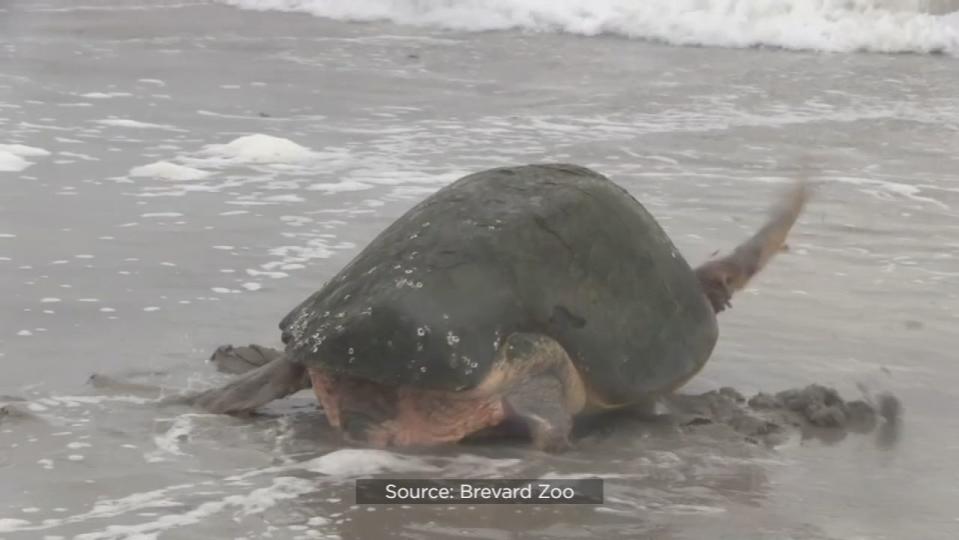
664,384,901,445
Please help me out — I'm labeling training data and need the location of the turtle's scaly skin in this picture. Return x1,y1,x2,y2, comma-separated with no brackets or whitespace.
279,164,717,406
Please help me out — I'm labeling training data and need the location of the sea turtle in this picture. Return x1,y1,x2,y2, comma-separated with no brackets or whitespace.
190,164,809,451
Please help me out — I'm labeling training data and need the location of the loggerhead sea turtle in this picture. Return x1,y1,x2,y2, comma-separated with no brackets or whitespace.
190,164,809,451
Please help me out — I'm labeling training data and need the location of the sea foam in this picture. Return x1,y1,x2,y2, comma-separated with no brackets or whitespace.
130,161,212,181
221,0,959,55
0,144,51,172
200,134,322,165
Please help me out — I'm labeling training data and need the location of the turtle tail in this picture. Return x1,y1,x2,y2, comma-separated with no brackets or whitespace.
695,178,811,313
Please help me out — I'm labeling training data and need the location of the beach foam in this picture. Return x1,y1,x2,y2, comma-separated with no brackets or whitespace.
305,448,441,476
200,134,322,165
0,144,51,172
130,161,212,181
221,0,959,55
95,118,184,131
0,152,30,172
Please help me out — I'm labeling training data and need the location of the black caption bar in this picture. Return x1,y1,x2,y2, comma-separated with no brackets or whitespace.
356,478,603,505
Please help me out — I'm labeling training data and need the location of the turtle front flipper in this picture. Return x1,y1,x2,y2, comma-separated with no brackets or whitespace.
493,333,587,452
209,344,284,375
695,178,811,312
177,354,310,414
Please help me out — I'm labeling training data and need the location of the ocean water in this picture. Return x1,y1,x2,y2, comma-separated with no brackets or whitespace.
1,0,958,538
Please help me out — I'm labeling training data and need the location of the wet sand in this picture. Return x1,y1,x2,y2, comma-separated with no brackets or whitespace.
1,1,959,539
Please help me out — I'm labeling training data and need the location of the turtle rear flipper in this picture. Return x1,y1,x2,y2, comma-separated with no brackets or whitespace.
494,333,587,452
696,178,811,312
505,375,574,452
179,354,310,415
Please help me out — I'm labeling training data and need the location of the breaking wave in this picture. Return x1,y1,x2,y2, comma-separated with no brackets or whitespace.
221,0,959,55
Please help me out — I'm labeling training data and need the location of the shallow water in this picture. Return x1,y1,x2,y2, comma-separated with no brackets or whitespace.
1,1,959,539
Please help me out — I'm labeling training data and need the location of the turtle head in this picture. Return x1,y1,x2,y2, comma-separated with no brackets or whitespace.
695,178,811,313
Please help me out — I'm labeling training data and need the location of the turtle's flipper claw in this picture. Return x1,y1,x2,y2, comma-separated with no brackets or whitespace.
209,344,283,375
210,344,233,361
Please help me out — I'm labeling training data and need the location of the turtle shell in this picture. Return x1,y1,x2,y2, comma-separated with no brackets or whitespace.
279,164,718,405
